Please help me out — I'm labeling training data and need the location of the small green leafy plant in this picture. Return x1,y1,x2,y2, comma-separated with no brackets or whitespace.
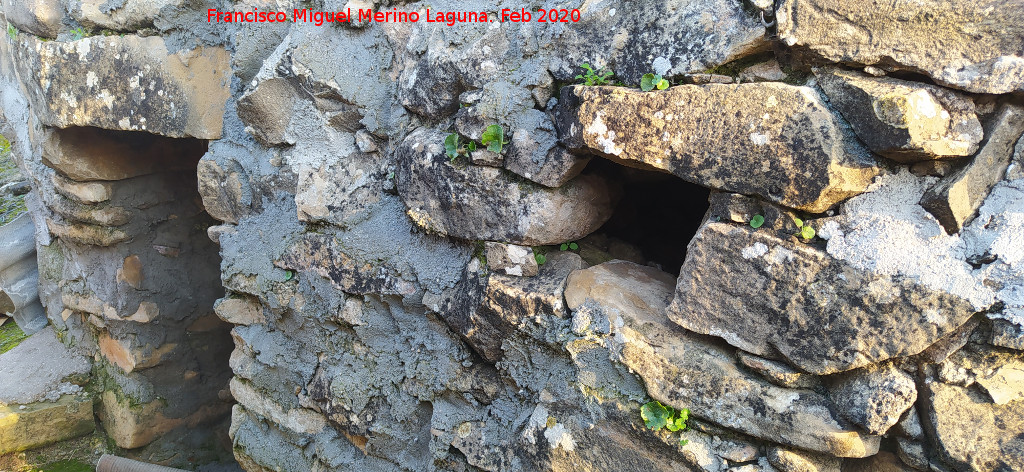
792,217,816,240
533,247,547,265
640,73,670,92
444,133,463,161
559,242,579,252
445,125,505,161
749,214,765,229
6,23,16,41
641,401,690,446
70,27,87,40
480,124,509,153
575,63,614,86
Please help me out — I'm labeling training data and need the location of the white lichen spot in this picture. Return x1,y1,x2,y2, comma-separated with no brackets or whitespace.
118,117,131,128
544,423,576,451
587,113,624,156
750,132,770,146
608,7,616,17
97,89,114,109
652,56,672,76
770,246,796,264
766,95,779,108
86,71,98,88
764,390,800,412
742,242,769,259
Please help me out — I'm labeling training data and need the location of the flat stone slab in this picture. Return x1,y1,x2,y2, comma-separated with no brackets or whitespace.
777,0,1024,94
0,327,90,405
667,221,978,375
555,84,881,212
12,34,230,139
0,394,95,454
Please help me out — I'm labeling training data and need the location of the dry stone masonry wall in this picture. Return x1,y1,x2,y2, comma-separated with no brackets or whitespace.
0,0,1022,471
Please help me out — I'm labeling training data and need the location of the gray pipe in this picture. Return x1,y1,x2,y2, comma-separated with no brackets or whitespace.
95,455,188,472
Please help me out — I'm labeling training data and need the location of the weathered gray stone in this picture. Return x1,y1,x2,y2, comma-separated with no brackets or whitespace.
826,362,917,435
668,220,978,375
236,77,299,146
0,327,90,405
815,68,983,162
777,0,1024,94
2,0,61,38
570,261,880,457
484,242,538,277
396,128,614,245
921,104,1024,234
470,149,503,167
551,0,768,84
439,252,582,363
895,438,929,471
73,0,186,31
399,56,463,119
766,447,841,472
737,351,819,389
992,319,1024,351
894,407,923,440
12,35,230,139
505,145,591,189
739,60,786,83
923,379,1024,472
556,84,881,212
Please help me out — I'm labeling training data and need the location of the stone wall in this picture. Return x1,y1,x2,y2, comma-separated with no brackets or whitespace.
1,0,1023,471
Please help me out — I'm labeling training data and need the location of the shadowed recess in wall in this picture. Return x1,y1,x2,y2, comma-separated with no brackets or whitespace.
586,159,711,276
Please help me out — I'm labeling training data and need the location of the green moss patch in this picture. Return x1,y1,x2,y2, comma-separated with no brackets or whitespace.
0,321,29,355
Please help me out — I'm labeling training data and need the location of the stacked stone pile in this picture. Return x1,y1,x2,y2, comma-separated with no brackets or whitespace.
0,0,1022,471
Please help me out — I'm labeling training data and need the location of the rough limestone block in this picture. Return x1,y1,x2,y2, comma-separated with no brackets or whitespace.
815,68,983,162
0,395,95,454
923,379,1024,472
667,221,978,375
556,84,881,212
920,104,1024,234
566,261,880,457
2,0,62,38
826,363,917,435
51,172,113,204
550,0,768,84
12,34,230,139
396,128,614,245
777,0,1024,94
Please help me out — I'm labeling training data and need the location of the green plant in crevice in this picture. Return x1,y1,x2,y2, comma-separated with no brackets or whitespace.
480,124,509,153
6,23,16,41
533,247,547,265
641,401,690,446
575,63,614,86
69,27,87,40
640,73,670,91
792,217,816,240
446,126,501,162
559,242,579,252
749,214,765,229
444,133,463,161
